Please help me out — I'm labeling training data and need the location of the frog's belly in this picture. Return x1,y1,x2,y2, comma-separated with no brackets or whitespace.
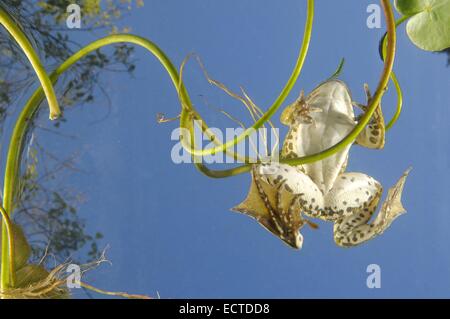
295,118,355,195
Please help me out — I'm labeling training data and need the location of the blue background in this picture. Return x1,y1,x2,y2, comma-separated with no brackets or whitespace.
15,1,450,298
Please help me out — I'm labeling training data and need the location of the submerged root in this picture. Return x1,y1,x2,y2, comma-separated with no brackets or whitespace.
0,249,151,299
177,53,280,160
80,282,151,299
156,112,180,124
1,262,74,299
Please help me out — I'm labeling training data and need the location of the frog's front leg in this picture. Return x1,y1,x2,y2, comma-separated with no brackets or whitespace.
355,84,386,149
325,169,410,247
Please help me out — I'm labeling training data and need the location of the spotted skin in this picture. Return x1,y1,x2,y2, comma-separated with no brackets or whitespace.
282,80,356,194
355,83,385,149
278,80,410,248
326,173,383,246
260,163,324,218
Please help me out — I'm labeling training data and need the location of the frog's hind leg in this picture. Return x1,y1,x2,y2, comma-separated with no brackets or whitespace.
332,182,382,247
329,169,410,247
325,172,382,243
354,84,385,149
259,163,324,220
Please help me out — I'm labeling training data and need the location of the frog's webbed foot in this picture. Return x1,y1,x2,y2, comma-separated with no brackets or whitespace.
354,83,386,149
232,164,318,249
372,167,412,234
332,169,411,247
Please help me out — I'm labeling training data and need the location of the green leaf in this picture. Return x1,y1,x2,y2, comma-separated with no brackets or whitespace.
15,264,49,288
11,224,31,269
395,0,450,51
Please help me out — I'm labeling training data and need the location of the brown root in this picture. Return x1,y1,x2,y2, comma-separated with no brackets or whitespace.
1,249,151,299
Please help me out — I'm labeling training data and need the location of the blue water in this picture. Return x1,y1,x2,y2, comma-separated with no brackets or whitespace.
12,1,450,298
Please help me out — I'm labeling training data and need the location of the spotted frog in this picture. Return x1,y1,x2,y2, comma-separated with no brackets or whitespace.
233,80,410,249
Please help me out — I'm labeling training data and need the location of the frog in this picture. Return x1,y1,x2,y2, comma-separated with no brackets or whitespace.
279,79,410,247
233,80,410,249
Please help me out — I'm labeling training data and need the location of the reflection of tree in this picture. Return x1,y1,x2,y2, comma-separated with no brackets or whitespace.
1,0,139,118
14,137,104,263
1,1,143,263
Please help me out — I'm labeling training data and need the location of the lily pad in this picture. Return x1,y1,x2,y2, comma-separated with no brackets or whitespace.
395,0,450,51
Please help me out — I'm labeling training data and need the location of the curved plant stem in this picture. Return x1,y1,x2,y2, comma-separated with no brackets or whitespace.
193,0,397,175
327,58,345,81
178,0,314,157
0,1,315,285
0,205,15,288
385,71,402,130
383,16,409,131
0,0,396,286
0,7,61,120
279,0,396,166
0,34,191,289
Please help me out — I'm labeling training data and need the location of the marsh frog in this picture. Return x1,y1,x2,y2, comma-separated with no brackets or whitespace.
233,80,410,249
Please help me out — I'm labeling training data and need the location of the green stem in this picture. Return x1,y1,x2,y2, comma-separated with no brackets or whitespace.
327,58,345,81
384,16,409,131
0,0,396,286
272,0,396,165
385,71,402,130
0,1,315,284
0,33,192,290
178,0,314,157
193,0,397,176
0,205,15,288
0,7,61,120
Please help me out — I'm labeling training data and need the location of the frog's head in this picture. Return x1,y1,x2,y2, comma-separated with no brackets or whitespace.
265,213,310,250
232,203,305,250
277,217,320,249
279,227,304,249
